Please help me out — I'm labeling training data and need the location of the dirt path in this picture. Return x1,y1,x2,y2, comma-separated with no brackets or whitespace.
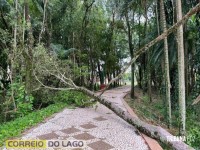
19,86,150,150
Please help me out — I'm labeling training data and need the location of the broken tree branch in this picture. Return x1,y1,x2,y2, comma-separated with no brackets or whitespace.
34,71,75,91
192,94,200,105
100,3,200,95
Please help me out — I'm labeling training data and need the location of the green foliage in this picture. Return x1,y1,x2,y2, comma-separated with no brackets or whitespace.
0,82,34,122
186,126,200,149
94,84,100,91
32,89,56,107
11,83,34,117
142,95,149,103
191,75,200,100
185,106,200,149
0,102,68,147
54,90,94,107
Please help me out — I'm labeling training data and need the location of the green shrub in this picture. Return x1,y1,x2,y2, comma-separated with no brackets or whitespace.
186,126,200,149
0,82,34,122
12,83,34,117
54,90,95,107
32,89,56,108
0,102,68,147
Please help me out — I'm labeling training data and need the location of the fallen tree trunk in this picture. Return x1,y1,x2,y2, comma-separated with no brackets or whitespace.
34,71,193,149
36,71,194,150
35,66,194,149
100,3,200,94
76,87,194,150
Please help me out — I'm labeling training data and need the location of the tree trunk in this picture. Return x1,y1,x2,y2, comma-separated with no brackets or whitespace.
39,0,48,44
97,62,104,85
160,0,172,128
138,66,142,88
10,0,18,110
176,0,186,136
147,51,152,102
131,63,135,98
156,0,160,35
24,0,34,94
113,71,116,87
190,40,195,91
125,12,135,98
184,25,189,100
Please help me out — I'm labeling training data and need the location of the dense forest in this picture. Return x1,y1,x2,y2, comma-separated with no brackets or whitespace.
0,0,200,149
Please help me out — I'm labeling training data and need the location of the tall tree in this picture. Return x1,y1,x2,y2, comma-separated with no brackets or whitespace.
125,11,135,98
160,0,172,128
24,0,34,94
176,0,186,135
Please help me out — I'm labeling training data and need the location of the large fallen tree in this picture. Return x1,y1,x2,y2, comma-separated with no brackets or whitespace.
35,72,194,150
34,3,200,150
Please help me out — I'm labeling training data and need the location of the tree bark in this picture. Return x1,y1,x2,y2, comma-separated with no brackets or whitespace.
160,0,172,128
10,0,18,110
176,0,186,136
184,25,189,100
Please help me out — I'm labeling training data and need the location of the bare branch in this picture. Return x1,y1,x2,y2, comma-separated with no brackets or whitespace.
42,67,74,87
34,71,75,91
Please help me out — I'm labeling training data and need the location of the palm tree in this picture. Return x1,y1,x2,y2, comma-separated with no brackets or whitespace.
176,0,186,135
160,0,172,128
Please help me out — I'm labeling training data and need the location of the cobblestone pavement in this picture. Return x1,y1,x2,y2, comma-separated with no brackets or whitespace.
20,86,149,150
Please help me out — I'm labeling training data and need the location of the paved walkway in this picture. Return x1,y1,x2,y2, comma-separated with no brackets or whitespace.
21,86,149,150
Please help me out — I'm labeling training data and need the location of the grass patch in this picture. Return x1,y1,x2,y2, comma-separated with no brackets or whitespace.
128,95,169,128
0,102,69,147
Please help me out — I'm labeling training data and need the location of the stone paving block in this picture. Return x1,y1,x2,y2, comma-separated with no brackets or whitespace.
93,116,107,121
73,133,95,140
37,132,59,140
88,140,114,150
80,123,97,129
60,127,80,134
106,112,112,114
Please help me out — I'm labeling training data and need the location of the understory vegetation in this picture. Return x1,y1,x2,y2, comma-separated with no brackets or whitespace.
125,87,200,149
0,89,94,146
0,102,69,147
